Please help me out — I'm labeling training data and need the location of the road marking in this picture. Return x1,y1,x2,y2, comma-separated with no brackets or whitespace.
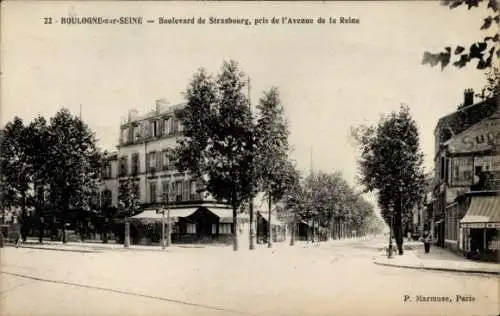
1,271,260,316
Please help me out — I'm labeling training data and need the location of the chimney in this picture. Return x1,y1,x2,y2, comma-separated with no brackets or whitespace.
463,88,474,107
128,109,138,122
156,98,168,114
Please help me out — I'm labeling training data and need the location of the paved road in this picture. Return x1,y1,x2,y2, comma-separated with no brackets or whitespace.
1,237,498,316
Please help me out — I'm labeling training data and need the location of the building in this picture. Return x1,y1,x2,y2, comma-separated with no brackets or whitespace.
432,89,499,260
103,99,250,245
410,172,433,239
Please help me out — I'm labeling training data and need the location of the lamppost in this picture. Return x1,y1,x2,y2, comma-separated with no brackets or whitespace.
160,193,171,248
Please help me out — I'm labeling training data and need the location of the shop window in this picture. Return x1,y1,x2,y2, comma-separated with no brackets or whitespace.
220,223,232,234
186,223,196,234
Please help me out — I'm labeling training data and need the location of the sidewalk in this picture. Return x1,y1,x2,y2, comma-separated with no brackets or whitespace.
5,238,211,253
4,236,374,253
373,242,500,275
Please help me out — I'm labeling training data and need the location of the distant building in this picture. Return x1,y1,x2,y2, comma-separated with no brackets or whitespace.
432,89,499,260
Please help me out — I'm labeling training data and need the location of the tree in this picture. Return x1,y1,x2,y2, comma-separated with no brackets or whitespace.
45,109,102,243
117,177,142,218
176,60,254,251
352,105,426,255
422,0,499,70
281,165,304,246
476,66,500,100
25,116,51,243
0,117,32,241
254,87,292,248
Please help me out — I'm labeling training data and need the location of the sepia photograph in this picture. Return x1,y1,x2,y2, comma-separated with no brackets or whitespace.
0,1,499,315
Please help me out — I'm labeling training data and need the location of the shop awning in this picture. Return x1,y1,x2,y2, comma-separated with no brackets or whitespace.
460,196,500,228
206,208,249,223
130,208,198,223
257,211,284,226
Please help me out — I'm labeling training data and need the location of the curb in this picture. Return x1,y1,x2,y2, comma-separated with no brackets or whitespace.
15,245,99,253
372,260,500,276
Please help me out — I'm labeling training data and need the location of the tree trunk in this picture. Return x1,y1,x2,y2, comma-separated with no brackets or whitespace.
249,197,255,250
232,203,239,252
61,199,68,244
395,211,404,255
268,195,272,248
329,216,334,240
290,217,295,246
21,192,28,242
38,217,44,244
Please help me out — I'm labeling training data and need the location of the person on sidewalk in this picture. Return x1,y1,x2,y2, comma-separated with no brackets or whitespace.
423,232,431,254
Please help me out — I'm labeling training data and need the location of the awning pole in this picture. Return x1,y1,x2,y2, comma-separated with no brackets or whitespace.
483,228,486,252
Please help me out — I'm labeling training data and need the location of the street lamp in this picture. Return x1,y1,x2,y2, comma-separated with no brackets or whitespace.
160,193,171,249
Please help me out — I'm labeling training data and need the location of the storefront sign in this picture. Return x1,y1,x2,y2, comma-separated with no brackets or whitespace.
486,223,500,229
448,118,499,153
460,223,485,228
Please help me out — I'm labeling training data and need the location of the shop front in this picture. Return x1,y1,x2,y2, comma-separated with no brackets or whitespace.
459,194,500,262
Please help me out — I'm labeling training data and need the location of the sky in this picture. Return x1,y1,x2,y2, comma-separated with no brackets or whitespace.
1,1,494,210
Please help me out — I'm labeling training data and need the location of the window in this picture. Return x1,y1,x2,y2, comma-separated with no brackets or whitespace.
189,180,199,200
171,118,179,134
212,224,217,234
151,120,159,137
133,125,140,141
101,189,112,208
163,117,171,135
102,163,112,179
182,180,189,201
178,121,184,133
148,151,157,172
175,180,183,202
121,128,128,144
149,182,157,203
131,153,139,175
119,156,128,176
156,151,162,171
186,223,196,234
219,223,231,234
162,150,170,170
161,181,169,202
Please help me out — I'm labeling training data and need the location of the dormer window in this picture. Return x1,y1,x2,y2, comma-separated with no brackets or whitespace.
133,125,140,141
